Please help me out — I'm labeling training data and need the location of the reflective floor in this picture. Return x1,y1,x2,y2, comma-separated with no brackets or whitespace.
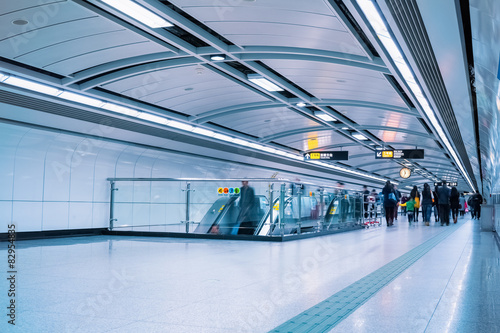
0,215,498,332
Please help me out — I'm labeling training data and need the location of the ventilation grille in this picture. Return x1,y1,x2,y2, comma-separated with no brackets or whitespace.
386,0,477,188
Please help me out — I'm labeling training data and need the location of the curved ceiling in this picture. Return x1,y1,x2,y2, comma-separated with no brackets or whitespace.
0,0,485,192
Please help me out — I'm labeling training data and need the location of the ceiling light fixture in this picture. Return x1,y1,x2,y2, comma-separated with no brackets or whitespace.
247,74,284,92
102,102,140,117
210,55,226,61
296,102,306,107
138,112,169,125
357,0,475,192
167,120,194,131
12,19,29,26
59,91,105,107
101,0,173,28
3,75,62,96
315,111,336,122
341,127,349,130
192,127,215,137
352,133,368,140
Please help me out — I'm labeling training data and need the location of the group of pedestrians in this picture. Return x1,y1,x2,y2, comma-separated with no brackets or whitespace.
380,181,484,227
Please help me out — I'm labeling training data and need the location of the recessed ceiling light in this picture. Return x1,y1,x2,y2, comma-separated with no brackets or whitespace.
195,67,205,75
12,19,28,26
341,127,349,130
315,111,336,122
352,133,368,140
296,102,306,107
210,55,226,61
247,74,283,92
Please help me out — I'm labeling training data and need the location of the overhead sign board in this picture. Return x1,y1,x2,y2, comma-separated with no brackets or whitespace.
434,182,458,187
375,149,424,159
304,151,348,161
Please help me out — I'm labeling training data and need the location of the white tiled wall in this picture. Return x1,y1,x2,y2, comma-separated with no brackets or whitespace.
0,122,343,233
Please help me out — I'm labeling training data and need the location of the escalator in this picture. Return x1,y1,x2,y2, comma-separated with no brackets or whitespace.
195,195,268,235
255,194,346,236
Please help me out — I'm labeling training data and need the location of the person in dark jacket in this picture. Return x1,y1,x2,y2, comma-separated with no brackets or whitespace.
382,181,397,226
472,191,484,219
450,186,460,224
421,183,433,226
237,181,258,235
437,182,451,225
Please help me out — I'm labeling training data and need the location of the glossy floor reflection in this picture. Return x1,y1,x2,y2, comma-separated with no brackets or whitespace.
0,215,497,332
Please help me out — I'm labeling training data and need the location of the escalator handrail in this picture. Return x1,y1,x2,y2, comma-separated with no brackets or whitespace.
254,195,293,235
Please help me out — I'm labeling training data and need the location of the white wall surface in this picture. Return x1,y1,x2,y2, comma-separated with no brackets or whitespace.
2,122,342,233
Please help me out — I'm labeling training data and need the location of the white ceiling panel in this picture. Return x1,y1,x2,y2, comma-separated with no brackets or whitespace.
103,65,269,116
211,107,322,139
263,59,406,107
169,0,366,56
0,0,166,76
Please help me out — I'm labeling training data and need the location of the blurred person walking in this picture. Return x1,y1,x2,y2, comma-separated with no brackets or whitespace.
450,186,460,224
438,182,451,226
421,183,433,226
382,181,397,227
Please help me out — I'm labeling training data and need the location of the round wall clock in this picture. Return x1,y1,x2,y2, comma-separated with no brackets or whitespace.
400,167,411,179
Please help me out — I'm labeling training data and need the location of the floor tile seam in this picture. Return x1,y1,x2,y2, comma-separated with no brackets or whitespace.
423,222,473,333
269,222,466,332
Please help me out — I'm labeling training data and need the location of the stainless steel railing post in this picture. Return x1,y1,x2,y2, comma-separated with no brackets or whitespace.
185,182,191,233
280,183,286,237
269,183,274,233
109,181,118,231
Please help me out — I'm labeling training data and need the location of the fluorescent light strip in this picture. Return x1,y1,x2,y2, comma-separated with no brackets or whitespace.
357,0,475,191
248,74,284,92
167,120,194,131
316,113,336,122
59,91,105,107
192,127,215,137
102,102,141,117
138,112,169,125
4,76,62,96
352,133,368,140
0,70,394,181
101,0,173,28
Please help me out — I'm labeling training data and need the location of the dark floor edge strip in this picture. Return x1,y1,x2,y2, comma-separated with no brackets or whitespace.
103,225,364,242
269,222,466,333
0,228,107,241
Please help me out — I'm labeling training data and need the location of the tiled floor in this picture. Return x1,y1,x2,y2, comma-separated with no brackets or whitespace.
0,215,498,332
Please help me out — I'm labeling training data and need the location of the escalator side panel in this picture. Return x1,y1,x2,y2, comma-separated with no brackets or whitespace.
194,197,232,233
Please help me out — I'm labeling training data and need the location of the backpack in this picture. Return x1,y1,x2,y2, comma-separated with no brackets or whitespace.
388,192,397,204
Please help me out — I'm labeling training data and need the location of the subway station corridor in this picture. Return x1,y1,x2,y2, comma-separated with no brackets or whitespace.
1,0,500,332
2,216,498,332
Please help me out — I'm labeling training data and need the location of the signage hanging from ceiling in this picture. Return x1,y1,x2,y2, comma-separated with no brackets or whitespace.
434,182,458,187
303,151,348,161
375,149,424,159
